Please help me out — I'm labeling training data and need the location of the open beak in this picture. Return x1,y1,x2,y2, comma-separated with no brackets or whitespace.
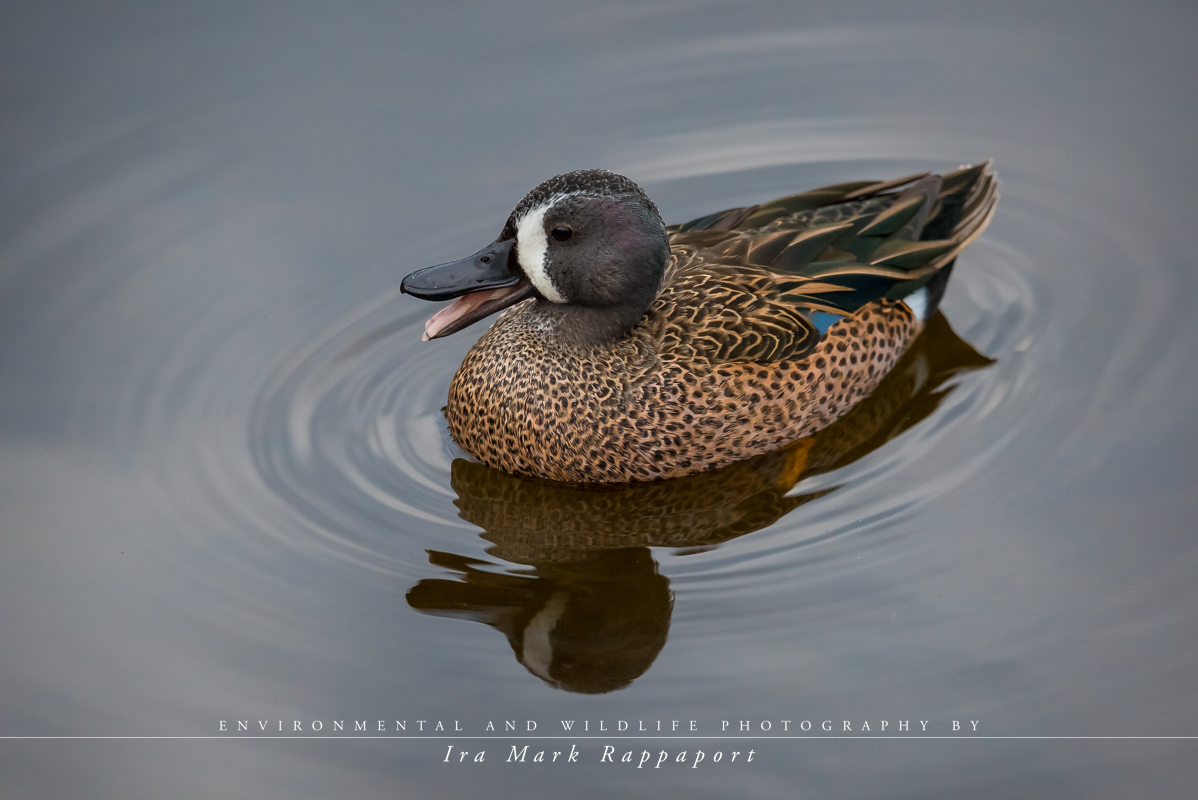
401,238,533,340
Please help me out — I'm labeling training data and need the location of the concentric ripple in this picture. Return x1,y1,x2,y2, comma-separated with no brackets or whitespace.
248,292,475,564
85,136,1185,644
222,157,1047,594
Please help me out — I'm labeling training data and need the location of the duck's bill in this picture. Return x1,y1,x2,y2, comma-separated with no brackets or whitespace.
401,239,534,340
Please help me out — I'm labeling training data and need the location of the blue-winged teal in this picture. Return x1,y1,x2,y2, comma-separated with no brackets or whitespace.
402,164,998,483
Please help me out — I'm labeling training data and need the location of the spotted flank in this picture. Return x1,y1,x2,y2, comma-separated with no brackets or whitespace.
402,163,999,483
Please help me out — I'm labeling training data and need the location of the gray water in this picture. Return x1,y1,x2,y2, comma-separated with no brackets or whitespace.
3,2,1197,797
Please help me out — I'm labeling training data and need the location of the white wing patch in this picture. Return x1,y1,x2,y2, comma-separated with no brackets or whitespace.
903,287,929,321
515,200,567,304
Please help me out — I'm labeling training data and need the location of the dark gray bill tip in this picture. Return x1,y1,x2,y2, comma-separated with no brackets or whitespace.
401,238,519,301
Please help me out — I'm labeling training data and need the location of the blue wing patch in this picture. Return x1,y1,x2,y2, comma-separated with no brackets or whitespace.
809,310,845,335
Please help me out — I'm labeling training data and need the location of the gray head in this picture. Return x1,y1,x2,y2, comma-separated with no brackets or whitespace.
402,170,669,346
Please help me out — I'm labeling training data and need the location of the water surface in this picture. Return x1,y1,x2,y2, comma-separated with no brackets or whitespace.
2,1,1197,797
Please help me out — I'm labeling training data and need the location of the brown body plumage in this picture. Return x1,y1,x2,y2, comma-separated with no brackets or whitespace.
403,164,998,483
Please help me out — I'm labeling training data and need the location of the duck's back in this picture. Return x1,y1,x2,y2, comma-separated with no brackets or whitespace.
448,164,998,483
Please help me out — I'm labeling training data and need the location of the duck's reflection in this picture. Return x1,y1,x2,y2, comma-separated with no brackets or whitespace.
407,313,991,693
408,548,670,694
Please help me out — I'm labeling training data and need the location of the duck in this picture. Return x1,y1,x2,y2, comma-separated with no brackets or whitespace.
401,163,998,484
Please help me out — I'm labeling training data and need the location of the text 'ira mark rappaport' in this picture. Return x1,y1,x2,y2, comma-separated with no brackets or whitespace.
441,745,756,767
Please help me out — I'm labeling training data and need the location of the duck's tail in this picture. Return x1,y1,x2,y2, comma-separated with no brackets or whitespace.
918,161,1000,318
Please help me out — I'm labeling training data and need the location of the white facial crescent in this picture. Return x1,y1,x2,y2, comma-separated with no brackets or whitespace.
515,200,568,304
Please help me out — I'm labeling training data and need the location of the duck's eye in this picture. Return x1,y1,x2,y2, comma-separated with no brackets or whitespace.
551,226,573,242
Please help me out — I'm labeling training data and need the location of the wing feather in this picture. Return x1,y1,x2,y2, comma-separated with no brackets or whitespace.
656,164,999,363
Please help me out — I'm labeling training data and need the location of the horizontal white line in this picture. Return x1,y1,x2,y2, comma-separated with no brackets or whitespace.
1,736,1195,741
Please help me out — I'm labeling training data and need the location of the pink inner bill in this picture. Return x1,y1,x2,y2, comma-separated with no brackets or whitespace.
423,284,525,341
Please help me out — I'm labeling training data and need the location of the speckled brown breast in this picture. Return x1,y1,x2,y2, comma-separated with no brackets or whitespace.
447,296,919,483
